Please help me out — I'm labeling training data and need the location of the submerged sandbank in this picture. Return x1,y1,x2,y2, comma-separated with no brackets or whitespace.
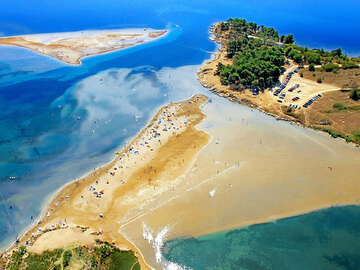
2,90,360,269
1,94,209,269
119,95,360,268
0,28,168,65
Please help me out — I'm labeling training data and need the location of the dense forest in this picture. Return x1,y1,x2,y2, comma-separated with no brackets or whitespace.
216,18,286,90
214,18,360,91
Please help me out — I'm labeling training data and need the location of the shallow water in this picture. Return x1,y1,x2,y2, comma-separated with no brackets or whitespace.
163,205,360,270
0,0,359,257
117,92,360,269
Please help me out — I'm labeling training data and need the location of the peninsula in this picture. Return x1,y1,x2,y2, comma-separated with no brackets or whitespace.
198,19,360,144
1,95,210,269
2,92,360,269
2,21,360,270
0,28,168,65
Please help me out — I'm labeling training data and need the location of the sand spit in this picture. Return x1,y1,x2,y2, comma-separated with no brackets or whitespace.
119,95,360,268
1,94,209,269
2,90,360,269
0,28,168,65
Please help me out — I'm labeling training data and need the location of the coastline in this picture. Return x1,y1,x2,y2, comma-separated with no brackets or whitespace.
2,69,360,269
0,28,168,65
2,23,360,270
117,93,360,268
1,94,210,269
197,22,360,147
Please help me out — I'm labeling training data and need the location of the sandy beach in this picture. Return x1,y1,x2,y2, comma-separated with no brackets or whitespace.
0,28,168,65
120,95,360,268
2,94,209,269
3,88,360,268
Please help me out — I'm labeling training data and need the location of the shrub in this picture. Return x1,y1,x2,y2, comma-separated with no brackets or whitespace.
333,103,344,109
300,72,303,77
309,63,315,71
350,88,360,101
317,77,322,83
342,61,359,69
321,63,340,72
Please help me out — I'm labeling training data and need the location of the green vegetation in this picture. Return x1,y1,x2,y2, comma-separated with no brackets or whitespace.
321,63,340,72
313,127,355,144
333,103,345,110
1,243,139,270
349,83,360,101
342,61,359,69
284,34,294,44
283,43,360,68
216,19,285,90
350,88,360,101
352,131,360,141
210,18,360,146
213,18,359,91
326,103,360,113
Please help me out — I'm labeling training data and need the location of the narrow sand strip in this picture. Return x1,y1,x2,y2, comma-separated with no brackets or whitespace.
0,28,168,65
4,95,209,269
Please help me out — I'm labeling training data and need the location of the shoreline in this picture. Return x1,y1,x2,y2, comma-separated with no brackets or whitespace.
1,94,210,269
197,23,360,147
116,92,360,268
0,28,168,65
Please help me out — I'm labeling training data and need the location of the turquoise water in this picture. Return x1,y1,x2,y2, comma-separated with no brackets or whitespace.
0,0,360,258
163,205,360,270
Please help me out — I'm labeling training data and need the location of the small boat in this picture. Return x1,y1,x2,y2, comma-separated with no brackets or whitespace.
9,177,16,180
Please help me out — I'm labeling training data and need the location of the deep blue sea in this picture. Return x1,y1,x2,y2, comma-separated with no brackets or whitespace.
0,0,359,267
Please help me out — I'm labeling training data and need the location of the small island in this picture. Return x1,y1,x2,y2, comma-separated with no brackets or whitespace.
0,29,168,65
198,18,360,144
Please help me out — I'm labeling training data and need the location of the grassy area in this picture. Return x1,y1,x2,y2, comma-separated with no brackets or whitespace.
324,103,360,113
312,126,359,144
352,130,360,141
1,243,140,270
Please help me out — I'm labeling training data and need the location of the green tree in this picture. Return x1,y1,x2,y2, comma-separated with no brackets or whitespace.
321,63,340,72
216,62,225,74
350,88,360,101
309,63,315,71
342,61,359,69
284,34,294,44
304,51,321,64
292,51,303,63
220,22,230,31
330,48,342,57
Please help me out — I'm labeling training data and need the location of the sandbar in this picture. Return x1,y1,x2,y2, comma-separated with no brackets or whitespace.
2,95,209,269
120,96,360,268
0,28,168,65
